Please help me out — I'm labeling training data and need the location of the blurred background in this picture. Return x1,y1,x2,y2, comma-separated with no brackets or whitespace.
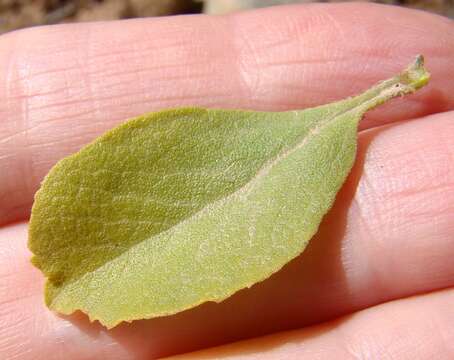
1,0,453,35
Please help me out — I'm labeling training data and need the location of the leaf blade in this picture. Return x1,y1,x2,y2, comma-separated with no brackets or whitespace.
29,56,430,328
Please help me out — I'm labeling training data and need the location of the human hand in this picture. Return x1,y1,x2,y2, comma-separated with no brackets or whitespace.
1,3,453,359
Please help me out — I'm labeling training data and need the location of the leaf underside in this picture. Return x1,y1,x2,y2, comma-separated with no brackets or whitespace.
29,56,429,328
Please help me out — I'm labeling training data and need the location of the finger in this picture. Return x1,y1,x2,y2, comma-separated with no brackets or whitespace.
0,223,129,360
173,288,454,360
1,3,454,225
1,111,454,358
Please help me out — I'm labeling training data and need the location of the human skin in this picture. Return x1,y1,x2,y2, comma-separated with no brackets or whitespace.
0,3,453,359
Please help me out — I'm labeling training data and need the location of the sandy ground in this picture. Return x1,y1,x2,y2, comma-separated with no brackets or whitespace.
0,0,453,35
0,0,201,34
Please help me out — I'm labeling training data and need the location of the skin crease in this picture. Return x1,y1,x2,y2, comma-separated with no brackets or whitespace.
171,289,454,359
0,2,453,359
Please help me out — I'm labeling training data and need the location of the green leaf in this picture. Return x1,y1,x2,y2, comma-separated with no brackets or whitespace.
29,56,429,328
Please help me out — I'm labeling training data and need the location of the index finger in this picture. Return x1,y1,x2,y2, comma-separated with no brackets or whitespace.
0,2,453,225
